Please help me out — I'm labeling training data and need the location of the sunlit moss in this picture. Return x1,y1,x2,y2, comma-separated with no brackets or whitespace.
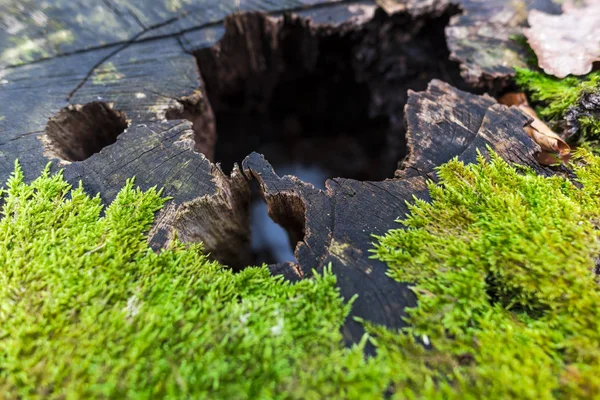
0,162,383,399
373,149,600,399
91,61,124,84
4,148,600,398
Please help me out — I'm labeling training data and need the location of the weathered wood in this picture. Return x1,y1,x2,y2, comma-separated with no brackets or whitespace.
193,6,471,181
243,153,429,343
62,121,253,270
371,0,561,89
399,79,555,179
0,0,344,67
0,0,552,344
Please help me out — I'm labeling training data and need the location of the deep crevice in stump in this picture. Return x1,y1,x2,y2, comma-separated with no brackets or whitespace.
249,177,310,266
43,102,128,162
186,8,472,266
195,8,470,182
0,1,554,347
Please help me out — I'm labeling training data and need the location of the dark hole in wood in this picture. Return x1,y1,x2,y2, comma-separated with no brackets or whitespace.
44,102,128,162
250,182,295,266
250,168,319,265
165,90,217,160
484,273,549,319
190,7,469,265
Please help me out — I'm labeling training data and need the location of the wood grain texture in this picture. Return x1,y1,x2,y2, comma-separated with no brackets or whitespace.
0,0,346,68
399,79,554,179
243,152,429,343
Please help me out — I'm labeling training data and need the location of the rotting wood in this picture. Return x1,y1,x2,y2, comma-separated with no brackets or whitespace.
42,102,128,162
399,79,557,179
0,0,555,344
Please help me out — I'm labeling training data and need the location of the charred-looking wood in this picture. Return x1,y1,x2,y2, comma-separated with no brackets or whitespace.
60,119,254,271
169,164,253,271
242,79,544,344
42,102,128,162
185,6,480,269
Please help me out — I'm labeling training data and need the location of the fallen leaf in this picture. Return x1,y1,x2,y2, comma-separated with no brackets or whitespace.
499,92,571,156
524,0,600,78
536,151,562,166
498,92,528,107
520,105,571,155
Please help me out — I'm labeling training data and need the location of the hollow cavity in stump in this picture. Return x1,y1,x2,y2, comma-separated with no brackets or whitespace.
185,8,469,267
43,102,128,162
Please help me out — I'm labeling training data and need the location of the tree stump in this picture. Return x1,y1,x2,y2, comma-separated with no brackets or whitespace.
0,0,558,344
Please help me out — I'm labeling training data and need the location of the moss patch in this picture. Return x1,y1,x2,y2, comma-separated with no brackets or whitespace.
515,67,600,141
373,149,600,398
0,162,386,399
4,149,600,398
92,62,124,85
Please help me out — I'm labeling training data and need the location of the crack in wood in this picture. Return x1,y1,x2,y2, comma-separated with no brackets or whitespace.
4,1,360,76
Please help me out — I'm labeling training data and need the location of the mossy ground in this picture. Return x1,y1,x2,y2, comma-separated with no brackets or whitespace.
515,68,599,120
515,68,600,143
2,150,600,398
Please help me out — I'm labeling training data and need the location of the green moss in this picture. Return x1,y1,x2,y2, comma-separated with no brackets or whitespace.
373,149,600,398
0,162,387,399
576,112,600,145
515,67,600,139
515,67,600,119
1,36,50,65
5,149,600,398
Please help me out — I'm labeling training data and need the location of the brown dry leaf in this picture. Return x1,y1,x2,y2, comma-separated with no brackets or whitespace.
519,105,571,156
535,150,572,166
498,92,571,157
524,0,600,78
498,92,528,108
535,151,562,166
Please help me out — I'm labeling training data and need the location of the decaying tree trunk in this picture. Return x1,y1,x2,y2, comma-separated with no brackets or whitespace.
0,0,559,344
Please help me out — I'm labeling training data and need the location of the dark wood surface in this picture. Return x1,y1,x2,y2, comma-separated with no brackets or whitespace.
0,0,555,344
